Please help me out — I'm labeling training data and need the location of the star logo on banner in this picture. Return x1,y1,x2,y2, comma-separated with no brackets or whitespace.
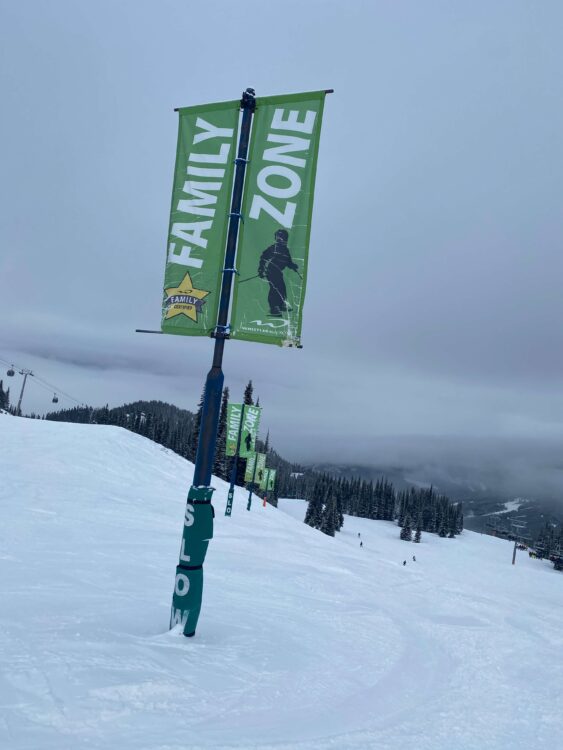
164,272,209,323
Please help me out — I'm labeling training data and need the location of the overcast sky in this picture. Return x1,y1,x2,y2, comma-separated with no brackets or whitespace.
1,1,563,470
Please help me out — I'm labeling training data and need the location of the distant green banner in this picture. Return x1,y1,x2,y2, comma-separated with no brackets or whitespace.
259,467,269,491
244,452,257,483
239,405,261,458
255,453,267,486
246,452,266,483
230,91,327,347
161,100,239,336
267,468,277,491
225,403,243,456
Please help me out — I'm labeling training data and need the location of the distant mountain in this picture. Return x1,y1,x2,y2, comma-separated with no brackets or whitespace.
309,461,562,539
309,461,492,498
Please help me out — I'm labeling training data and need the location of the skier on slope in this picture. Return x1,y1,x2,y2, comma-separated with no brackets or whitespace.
258,229,299,316
403,560,407,566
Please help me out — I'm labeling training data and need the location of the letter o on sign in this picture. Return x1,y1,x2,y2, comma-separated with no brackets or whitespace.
257,165,301,199
174,573,190,597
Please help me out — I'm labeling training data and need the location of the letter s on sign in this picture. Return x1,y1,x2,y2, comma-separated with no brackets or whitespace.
184,503,195,527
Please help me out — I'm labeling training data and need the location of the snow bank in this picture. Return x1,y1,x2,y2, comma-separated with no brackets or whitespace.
1,417,562,750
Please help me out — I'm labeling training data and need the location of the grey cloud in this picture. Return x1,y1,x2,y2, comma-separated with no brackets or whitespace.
2,0,563,497
303,434,563,506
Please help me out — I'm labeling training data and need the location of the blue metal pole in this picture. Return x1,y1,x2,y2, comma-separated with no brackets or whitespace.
193,88,255,486
246,455,258,511
225,403,244,516
170,88,255,637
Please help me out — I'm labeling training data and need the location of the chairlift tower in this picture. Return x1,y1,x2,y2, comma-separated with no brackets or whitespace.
510,515,528,565
16,369,34,415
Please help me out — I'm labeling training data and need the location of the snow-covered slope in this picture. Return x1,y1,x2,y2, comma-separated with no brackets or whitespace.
1,418,562,750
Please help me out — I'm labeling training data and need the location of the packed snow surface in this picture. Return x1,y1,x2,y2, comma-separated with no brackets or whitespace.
487,499,525,515
1,416,562,750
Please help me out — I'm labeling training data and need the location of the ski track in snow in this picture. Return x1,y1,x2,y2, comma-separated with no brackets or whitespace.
0,416,562,750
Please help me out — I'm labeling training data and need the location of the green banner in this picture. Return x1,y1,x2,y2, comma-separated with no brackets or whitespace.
267,468,277,491
225,403,243,456
244,452,257,483
239,404,261,457
256,453,267,487
246,451,266,483
161,100,239,336
230,91,327,347
259,467,269,491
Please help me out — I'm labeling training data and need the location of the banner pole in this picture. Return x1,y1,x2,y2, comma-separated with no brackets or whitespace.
246,453,258,511
225,403,245,516
170,88,256,638
193,87,255,487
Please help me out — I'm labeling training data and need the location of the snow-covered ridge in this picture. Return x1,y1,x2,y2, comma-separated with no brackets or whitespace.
1,417,562,750
487,498,525,515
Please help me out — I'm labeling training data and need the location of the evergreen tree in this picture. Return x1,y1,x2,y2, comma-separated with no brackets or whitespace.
304,479,324,529
243,380,254,405
455,502,464,534
189,388,205,461
213,387,229,480
0,379,10,410
398,492,406,527
414,512,422,543
95,405,110,424
236,380,254,486
320,493,338,537
335,493,344,532
400,514,413,542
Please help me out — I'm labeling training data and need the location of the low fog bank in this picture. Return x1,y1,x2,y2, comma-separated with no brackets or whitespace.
302,435,563,506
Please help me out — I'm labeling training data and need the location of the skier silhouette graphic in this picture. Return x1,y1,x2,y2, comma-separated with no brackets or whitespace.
258,229,299,316
244,432,252,452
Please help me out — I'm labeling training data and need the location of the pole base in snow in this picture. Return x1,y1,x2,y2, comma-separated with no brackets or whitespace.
170,485,214,636
225,486,235,516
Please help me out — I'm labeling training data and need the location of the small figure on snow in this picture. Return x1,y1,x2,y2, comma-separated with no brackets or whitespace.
360,541,363,548
403,560,407,566
358,532,361,538
412,555,416,562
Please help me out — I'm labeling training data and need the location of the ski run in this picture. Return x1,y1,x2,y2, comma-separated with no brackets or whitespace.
1,414,562,750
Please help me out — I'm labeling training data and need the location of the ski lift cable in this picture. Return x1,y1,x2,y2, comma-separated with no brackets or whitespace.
32,374,82,405
29,377,62,398
30,376,82,405
0,356,81,403
0,355,31,373
0,354,83,405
